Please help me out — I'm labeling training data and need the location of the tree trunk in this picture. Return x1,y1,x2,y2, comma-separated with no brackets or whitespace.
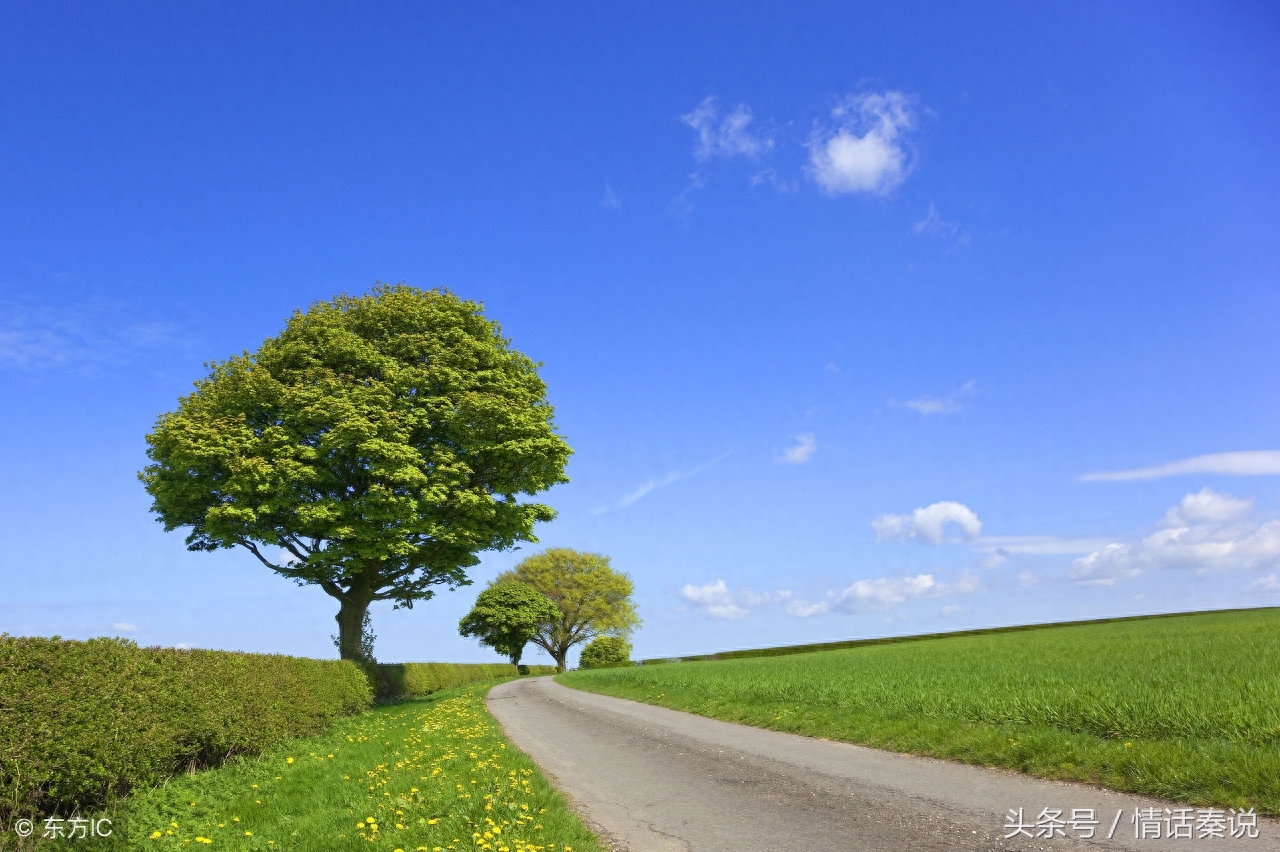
336,595,372,662
553,649,567,673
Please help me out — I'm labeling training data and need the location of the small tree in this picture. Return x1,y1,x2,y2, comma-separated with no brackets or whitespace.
494,548,639,672
578,635,631,669
458,581,560,665
139,284,571,661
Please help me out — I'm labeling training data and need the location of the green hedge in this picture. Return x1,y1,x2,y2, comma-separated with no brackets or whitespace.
0,635,372,825
372,662,556,700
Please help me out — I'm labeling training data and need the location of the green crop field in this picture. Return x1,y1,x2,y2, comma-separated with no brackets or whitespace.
45,681,601,852
559,608,1280,814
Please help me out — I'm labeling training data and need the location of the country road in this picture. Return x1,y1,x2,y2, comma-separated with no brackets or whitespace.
486,677,1278,852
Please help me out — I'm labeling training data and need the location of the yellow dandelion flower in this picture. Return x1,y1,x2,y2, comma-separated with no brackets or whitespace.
286,757,294,764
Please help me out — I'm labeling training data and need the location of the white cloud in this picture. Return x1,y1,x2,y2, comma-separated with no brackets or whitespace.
807,91,916,196
777,432,817,465
785,600,830,618
682,97,771,161
175,643,194,650
1079,451,1280,482
0,299,185,370
600,184,621,210
979,549,1009,569
679,579,790,620
1070,489,1280,585
787,572,976,617
1161,488,1252,526
871,501,982,545
973,535,1117,556
913,202,960,236
1253,574,1280,592
748,168,798,193
112,622,140,633
896,380,976,415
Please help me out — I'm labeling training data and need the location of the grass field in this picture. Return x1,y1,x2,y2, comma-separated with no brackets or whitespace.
47,681,601,852
559,608,1280,814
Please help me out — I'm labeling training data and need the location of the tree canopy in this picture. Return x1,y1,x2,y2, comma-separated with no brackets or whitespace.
458,581,561,665
578,635,631,669
494,548,639,672
139,284,572,660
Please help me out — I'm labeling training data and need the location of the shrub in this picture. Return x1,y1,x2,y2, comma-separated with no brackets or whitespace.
373,662,556,700
578,636,631,669
0,635,372,825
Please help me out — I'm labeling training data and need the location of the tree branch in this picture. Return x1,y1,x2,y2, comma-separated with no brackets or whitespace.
238,540,307,577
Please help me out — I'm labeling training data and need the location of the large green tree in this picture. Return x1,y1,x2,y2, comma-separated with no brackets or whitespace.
140,284,571,661
458,581,560,665
494,548,639,672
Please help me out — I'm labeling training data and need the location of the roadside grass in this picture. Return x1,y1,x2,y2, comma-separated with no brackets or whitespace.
559,608,1280,814
51,681,601,852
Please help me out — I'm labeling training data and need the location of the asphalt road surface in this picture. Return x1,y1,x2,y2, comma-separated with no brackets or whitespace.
487,677,1278,852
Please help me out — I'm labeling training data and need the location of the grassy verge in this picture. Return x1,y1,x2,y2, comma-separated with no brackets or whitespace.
41,681,601,852
559,608,1280,814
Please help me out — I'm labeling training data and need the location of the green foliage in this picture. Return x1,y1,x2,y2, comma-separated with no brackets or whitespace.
139,284,572,660
459,582,561,664
577,636,631,669
371,661,554,701
562,608,1280,814
70,684,603,852
495,548,639,672
0,635,371,827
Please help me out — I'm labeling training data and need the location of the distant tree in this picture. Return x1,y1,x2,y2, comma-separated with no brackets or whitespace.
494,548,640,672
458,581,561,665
139,284,572,661
578,635,631,669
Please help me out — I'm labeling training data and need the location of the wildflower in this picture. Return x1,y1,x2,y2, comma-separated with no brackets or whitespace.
286,757,294,764
150,831,162,839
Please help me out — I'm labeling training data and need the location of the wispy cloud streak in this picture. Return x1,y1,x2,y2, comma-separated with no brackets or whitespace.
599,451,733,514
1080,451,1280,482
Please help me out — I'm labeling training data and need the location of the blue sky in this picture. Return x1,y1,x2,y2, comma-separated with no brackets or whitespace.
3,1,1279,666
